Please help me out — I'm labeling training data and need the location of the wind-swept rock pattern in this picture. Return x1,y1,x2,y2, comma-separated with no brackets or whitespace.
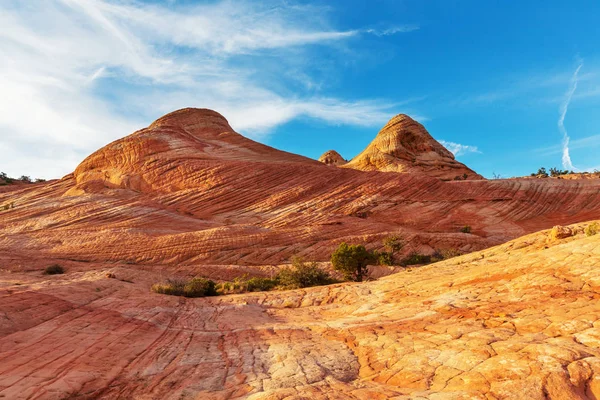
2,221,600,399
344,114,483,180
1,109,600,269
2,108,600,399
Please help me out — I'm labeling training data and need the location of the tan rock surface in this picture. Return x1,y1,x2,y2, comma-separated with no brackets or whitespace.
343,114,483,180
2,221,600,399
318,150,346,166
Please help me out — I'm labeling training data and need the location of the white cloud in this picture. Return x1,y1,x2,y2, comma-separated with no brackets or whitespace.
558,61,583,171
438,140,481,157
0,0,415,179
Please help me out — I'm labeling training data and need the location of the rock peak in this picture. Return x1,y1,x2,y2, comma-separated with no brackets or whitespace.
344,114,483,180
149,108,233,135
318,150,346,166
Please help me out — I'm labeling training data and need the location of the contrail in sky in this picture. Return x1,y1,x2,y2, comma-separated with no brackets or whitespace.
558,62,583,171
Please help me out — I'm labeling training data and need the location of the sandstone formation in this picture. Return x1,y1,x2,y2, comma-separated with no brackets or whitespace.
318,150,346,166
1,221,600,399
344,114,483,180
1,108,600,271
2,108,600,399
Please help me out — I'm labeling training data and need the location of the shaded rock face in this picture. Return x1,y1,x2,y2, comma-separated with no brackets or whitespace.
344,114,483,180
2,222,600,399
318,150,346,166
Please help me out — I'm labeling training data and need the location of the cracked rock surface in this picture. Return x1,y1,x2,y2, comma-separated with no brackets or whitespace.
1,222,600,399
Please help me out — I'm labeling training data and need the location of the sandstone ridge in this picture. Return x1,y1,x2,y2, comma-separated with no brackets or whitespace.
318,150,346,166
344,114,483,180
2,221,600,398
2,108,600,268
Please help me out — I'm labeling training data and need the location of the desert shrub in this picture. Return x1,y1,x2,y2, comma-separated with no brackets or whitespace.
375,250,394,266
431,248,463,263
532,167,549,178
184,277,217,297
18,175,32,183
44,264,64,275
549,167,571,177
152,277,217,297
441,248,462,259
331,243,376,282
278,257,333,289
402,252,431,266
245,277,278,292
585,223,599,237
460,225,472,234
0,172,13,184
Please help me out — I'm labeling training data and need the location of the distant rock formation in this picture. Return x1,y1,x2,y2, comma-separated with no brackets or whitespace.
3,107,600,269
318,150,346,166
344,114,483,180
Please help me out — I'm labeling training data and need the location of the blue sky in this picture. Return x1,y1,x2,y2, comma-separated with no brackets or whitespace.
1,0,600,179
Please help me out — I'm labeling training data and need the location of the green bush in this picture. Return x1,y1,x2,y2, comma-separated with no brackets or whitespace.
402,252,431,266
380,234,404,265
184,277,217,297
585,223,599,237
152,277,217,297
331,243,376,282
44,264,64,275
278,257,334,289
245,277,278,292
460,225,472,234
375,250,394,266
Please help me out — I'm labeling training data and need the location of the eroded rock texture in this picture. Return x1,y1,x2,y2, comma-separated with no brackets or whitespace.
1,222,600,399
344,114,483,180
318,150,346,166
1,108,600,269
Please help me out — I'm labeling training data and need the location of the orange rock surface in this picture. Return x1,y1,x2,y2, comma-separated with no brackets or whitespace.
2,108,600,399
1,108,600,270
318,150,346,166
2,221,600,399
344,114,483,180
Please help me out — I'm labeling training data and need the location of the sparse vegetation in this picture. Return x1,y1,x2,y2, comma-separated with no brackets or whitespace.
277,257,334,289
460,225,472,234
331,242,376,282
585,223,599,237
152,277,217,297
0,172,45,185
402,252,431,266
531,167,574,178
44,264,65,275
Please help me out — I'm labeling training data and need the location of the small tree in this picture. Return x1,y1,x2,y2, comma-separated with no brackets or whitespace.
383,234,404,257
331,243,376,282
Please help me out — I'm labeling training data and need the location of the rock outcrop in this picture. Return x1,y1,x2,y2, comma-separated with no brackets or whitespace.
1,108,600,268
2,221,600,399
318,150,346,166
344,114,483,180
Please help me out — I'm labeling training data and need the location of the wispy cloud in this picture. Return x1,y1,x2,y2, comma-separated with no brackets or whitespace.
364,26,420,36
438,140,481,157
0,0,416,179
558,61,583,171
